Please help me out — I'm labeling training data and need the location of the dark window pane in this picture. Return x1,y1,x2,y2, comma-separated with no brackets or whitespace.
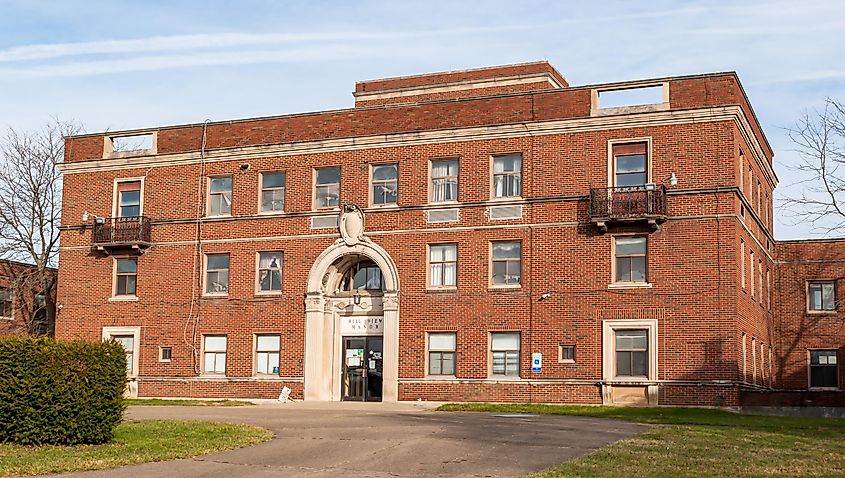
616,257,631,282
632,351,648,376
262,172,286,189
617,351,632,376
207,254,229,270
117,259,137,274
615,154,646,173
316,167,340,185
493,242,521,259
631,256,647,282
209,177,232,193
492,261,508,285
372,164,397,181
615,237,646,256
810,366,838,388
120,205,141,217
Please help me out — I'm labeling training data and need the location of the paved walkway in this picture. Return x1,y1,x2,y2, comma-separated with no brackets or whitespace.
53,402,646,477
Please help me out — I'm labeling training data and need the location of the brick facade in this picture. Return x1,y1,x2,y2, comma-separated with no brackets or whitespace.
55,62,843,406
0,260,56,336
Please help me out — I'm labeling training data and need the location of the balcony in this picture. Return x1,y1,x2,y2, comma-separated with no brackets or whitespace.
91,216,152,252
589,185,667,232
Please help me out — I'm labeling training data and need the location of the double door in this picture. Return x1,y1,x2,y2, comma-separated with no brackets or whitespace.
342,336,383,402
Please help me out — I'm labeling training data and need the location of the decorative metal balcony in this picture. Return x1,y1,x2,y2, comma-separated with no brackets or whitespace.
589,185,668,232
91,216,152,252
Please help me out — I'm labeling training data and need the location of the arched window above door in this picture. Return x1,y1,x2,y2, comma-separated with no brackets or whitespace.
339,260,384,292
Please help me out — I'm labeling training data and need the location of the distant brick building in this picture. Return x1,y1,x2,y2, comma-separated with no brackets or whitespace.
0,259,56,336
56,62,844,406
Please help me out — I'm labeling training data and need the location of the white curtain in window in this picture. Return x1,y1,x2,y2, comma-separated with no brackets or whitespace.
431,160,457,202
430,333,456,351
491,333,520,350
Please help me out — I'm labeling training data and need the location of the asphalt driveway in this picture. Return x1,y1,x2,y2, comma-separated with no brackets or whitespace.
53,401,646,478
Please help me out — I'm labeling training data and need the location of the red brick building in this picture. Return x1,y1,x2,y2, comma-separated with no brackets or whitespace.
56,62,844,406
0,259,56,336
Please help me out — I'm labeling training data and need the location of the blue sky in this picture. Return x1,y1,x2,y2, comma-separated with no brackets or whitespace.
1,0,843,239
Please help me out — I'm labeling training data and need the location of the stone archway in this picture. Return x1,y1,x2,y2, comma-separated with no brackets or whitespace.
304,207,400,401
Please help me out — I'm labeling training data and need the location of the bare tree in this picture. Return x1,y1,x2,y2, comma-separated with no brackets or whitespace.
783,99,845,234
0,119,81,334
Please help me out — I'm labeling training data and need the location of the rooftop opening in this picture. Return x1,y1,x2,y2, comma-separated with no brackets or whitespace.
592,83,669,116
105,133,156,158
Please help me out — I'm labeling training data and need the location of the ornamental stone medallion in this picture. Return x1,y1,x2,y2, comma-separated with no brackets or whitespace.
338,203,365,246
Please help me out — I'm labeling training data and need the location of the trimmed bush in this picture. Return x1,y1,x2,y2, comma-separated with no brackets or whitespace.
0,336,127,445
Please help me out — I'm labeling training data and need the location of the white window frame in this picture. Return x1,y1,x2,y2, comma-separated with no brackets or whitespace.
602,319,658,384
255,251,283,295
313,166,341,211
610,235,650,288
489,332,521,378
102,326,141,378
490,154,523,200
427,243,458,290
111,256,139,300
258,171,286,214
429,158,459,204
807,280,836,313
206,175,233,217
489,240,522,289
559,344,576,364
112,177,145,218
808,349,839,390
369,163,399,207
427,332,457,377
202,334,227,376
203,253,230,297
607,137,653,188
158,346,172,363
254,333,281,376
0,286,13,320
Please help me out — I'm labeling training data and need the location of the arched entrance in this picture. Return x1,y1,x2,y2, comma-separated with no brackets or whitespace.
304,206,400,401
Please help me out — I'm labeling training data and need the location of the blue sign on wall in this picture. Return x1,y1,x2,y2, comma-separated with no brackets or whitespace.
531,352,542,373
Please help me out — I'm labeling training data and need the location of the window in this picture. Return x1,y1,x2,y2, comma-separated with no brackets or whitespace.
257,252,283,293
0,287,12,318
740,240,746,289
750,250,755,299
739,153,745,195
613,142,648,187
428,332,456,375
742,333,748,383
808,281,836,311
159,347,172,362
491,241,521,287
757,180,762,212
314,167,340,209
809,350,838,389
112,335,136,374
614,236,647,283
114,257,138,297
371,163,398,206
203,335,227,374
208,176,232,216
116,180,142,217
767,268,771,310
111,133,154,153
430,159,458,203
340,260,383,291
758,259,764,306
752,337,757,384
429,244,457,288
615,329,648,377
491,332,520,376
205,253,230,295
559,345,576,363
255,334,281,375
492,154,522,198
260,172,286,212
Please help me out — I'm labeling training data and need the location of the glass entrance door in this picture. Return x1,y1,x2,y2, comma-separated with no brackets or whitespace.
342,336,383,402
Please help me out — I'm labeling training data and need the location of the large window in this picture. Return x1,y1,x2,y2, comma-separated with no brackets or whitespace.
257,252,283,293
372,163,398,206
430,159,458,203
491,332,520,376
429,244,457,288
492,154,522,198
203,335,227,375
614,236,647,283
260,172,286,212
491,241,521,287
340,260,383,291
314,167,340,209
809,350,838,389
205,253,230,295
0,287,12,318
114,257,138,297
808,281,836,312
112,335,136,374
116,180,142,217
208,176,232,216
428,332,456,376
615,329,648,377
255,334,281,375
612,142,648,187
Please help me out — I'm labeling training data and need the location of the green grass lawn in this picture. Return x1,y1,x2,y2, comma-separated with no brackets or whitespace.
437,403,845,477
125,398,253,407
0,420,272,477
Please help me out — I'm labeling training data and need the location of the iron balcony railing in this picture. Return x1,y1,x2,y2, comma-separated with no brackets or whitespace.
589,185,668,221
91,216,152,248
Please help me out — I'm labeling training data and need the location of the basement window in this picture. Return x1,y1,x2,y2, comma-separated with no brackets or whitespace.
107,133,155,157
